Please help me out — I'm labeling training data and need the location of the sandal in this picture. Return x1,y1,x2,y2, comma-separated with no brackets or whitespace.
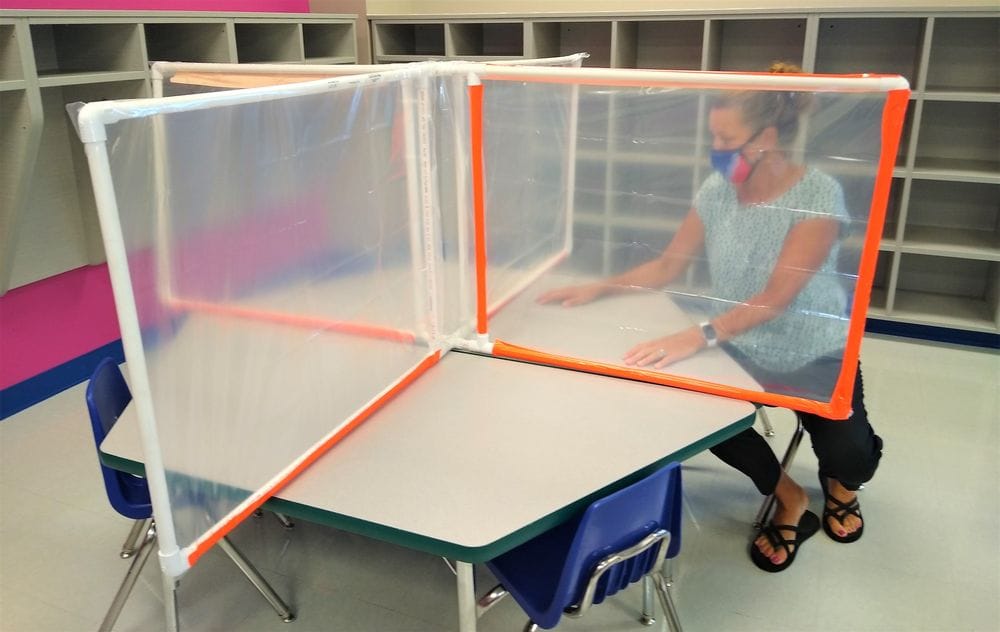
749,510,820,573
819,474,864,543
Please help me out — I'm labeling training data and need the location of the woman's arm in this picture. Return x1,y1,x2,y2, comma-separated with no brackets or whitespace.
537,208,706,306
625,216,840,368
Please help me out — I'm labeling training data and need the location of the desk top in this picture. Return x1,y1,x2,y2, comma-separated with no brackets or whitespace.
102,350,755,562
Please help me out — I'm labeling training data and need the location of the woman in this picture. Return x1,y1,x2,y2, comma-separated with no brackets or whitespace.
538,62,883,573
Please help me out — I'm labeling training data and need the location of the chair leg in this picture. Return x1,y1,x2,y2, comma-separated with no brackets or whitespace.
273,512,295,530
651,571,683,632
752,415,806,530
640,575,656,625
120,517,152,559
216,536,295,622
100,522,157,632
523,622,541,632
757,407,775,437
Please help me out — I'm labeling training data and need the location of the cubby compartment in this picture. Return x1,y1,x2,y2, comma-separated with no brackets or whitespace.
1,24,23,83
303,22,355,61
868,250,894,312
144,22,230,63
925,17,999,94
707,19,806,71
608,224,674,275
11,80,150,288
30,23,144,78
895,102,915,168
893,254,998,327
614,20,703,70
531,22,612,67
234,22,302,63
914,101,999,174
881,177,905,242
448,22,523,57
375,23,445,56
903,180,999,254
611,90,699,155
815,18,924,84
0,90,31,213
609,161,694,222
573,158,609,217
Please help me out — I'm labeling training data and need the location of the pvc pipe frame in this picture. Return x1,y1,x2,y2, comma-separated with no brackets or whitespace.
78,62,909,590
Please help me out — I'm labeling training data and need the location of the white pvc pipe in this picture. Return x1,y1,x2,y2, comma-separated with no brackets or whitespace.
480,64,910,92
82,140,186,579
401,79,431,342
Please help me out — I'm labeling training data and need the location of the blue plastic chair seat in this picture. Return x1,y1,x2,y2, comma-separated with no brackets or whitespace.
487,463,682,630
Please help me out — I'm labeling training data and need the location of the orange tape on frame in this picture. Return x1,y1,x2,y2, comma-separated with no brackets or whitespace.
167,297,418,344
826,87,911,417
469,82,489,336
185,350,441,567
488,85,911,422
492,340,852,418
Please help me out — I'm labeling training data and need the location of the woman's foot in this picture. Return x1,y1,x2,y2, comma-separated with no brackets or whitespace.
754,472,809,566
820,476,864,542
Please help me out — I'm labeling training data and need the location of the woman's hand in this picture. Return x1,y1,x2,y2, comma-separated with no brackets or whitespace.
536,283,607,307
623,327,707,370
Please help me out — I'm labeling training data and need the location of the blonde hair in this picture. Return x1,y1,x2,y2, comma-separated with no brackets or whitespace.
712,61,815,146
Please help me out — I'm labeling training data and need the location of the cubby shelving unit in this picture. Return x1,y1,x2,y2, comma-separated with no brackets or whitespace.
370,8,1000,343
0,10,357,295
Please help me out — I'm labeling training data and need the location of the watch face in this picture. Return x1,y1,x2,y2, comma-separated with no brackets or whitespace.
701,322,717,345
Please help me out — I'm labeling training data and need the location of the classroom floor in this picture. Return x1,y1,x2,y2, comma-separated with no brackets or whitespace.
1,334,997,632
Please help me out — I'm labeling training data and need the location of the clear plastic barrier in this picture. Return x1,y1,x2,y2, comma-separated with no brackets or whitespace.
482,78,895,414
101,71,448,552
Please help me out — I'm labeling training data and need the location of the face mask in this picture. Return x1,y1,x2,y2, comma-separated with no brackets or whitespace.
710,129,763,184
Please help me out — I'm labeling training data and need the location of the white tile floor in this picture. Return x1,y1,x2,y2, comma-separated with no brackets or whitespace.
1,334,998,632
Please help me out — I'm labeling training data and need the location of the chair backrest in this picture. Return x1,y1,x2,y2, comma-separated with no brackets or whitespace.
85,358,152,520
554,462,683,610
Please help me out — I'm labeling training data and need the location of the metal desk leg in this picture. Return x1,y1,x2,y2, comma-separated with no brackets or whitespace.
456,561,478,632
163,572,179,632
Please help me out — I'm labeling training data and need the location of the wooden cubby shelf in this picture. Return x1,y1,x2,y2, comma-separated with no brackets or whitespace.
369,8,999,339
0,10,357,295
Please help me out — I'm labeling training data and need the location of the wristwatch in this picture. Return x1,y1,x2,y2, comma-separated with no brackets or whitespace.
699,321,718,348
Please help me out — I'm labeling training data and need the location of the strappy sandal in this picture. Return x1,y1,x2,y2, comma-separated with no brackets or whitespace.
749,510,820,573
819,474,864,543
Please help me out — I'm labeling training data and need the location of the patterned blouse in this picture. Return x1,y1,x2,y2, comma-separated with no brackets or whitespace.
694,167,851,373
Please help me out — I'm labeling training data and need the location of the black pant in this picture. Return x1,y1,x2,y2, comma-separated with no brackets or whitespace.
709,361,883,495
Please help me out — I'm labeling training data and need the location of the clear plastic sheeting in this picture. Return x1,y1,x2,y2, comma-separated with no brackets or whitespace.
482,75,903,416
83,67,453,560
481,78,575,316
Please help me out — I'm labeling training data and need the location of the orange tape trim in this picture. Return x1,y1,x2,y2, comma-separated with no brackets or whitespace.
168,297,417,344
186,350,441,566
492,340,845,418
827,87,911,418
469,82,489,336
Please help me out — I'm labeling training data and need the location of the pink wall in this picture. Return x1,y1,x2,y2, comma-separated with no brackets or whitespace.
0,264,120,390
3,1,310,11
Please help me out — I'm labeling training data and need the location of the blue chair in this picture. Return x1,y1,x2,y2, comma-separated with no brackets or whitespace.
482,463,684,631
85,358,295,631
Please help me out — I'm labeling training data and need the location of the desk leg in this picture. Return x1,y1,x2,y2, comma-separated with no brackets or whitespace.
162,572,179,632
455,561,477,632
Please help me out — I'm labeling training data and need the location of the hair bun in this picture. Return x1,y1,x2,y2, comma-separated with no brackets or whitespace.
769,61,804,74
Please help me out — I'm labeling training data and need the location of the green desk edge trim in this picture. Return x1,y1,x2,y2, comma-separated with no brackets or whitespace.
99,410,755,564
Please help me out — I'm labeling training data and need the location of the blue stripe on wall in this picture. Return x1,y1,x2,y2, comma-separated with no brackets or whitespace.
0,340,125,421
1,319,994,421
865,318,999,350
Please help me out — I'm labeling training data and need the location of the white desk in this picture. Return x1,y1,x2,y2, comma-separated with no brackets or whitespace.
102,350,756,631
